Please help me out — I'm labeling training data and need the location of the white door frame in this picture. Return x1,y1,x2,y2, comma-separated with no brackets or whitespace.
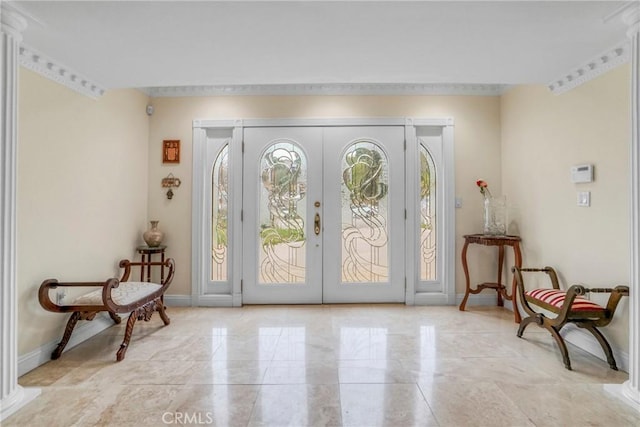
405,118,456,305
192,117,455,306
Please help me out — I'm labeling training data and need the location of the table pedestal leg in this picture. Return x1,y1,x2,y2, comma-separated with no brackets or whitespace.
512,243,523,323
459,240,471,311
497,246,505,307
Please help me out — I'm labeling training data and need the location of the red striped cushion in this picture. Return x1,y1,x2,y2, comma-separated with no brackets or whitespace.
526,289,605,311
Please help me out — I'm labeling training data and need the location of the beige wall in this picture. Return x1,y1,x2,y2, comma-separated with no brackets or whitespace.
148,95,503,296
17,69,150,355
501,64,631,353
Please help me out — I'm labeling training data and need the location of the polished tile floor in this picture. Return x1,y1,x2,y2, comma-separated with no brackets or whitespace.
8,305,640,426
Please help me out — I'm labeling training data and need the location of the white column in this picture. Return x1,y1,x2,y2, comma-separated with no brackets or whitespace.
0,4,40,422
624,2,640,407
607,3,640,411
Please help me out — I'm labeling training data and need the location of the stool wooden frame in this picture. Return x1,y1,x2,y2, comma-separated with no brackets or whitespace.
513,266,628,371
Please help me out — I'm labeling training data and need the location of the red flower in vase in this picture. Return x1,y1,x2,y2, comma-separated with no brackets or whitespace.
476,179,492,199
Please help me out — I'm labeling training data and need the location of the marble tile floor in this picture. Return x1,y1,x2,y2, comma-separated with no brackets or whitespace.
7,305,640,427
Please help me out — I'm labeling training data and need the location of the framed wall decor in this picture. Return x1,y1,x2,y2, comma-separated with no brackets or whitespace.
163,140,180,164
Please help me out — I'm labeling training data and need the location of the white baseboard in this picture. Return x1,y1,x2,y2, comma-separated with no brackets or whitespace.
194,294,234,307
164,294,193,307
168,293,509,308
18,312,114,376
165,294,237,307
414,292,454,305
168,293,511,308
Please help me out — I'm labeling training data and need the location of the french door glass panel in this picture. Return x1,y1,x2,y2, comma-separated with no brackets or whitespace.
323,127,405,303
420,144,437,281
242,127,323,304
204,133,233,296
416,128,445,294
259,141,308,284
211,144,229,282
341,141,390,283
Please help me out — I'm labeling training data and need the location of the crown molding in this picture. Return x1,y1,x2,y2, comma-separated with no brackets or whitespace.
142,83,509,98
547,39,630,95
19,44,106,99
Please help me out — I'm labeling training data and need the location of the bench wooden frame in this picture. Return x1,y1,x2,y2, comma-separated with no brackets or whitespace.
39,258,175,361
513,266,628,371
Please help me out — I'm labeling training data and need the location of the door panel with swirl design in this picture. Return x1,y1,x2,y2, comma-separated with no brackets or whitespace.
324,127,405,303
242,127,323,304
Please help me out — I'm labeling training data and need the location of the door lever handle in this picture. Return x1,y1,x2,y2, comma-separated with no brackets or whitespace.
314,213,321,235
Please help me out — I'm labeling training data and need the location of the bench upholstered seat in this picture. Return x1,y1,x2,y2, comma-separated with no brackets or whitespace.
72,281,162,306
525,288,605,313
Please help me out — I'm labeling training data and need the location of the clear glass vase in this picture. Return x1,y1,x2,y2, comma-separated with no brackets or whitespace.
483,196,507,235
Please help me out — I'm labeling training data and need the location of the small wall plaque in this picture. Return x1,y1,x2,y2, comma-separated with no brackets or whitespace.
163,140,180,164
161,173,181,200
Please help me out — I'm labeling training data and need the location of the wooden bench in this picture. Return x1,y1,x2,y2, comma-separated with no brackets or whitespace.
513,266,628,370
38,258,174,361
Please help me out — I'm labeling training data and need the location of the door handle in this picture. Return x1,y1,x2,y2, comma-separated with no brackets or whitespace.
314,213,321,235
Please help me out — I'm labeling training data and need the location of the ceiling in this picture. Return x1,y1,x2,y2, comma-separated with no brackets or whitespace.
9,1,632,91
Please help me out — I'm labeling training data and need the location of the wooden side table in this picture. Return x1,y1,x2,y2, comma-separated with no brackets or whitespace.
136,245,167,283
459,234,522,323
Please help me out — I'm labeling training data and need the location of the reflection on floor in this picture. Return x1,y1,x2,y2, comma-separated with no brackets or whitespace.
8,305,640,426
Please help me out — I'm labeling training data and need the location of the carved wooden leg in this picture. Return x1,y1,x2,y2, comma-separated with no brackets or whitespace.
52,311,81,359
581,324,618,370
548,326,572,370
108,311,122,325
497,245,505,307
517,315,541,338
156,298,170,326
459,240,471,311
116,311,138,362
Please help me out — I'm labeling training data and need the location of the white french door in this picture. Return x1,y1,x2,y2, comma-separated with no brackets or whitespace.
242,126,405,304
322,127,405,303
242,127,323,304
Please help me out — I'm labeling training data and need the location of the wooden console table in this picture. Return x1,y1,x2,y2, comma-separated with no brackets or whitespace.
459,234,522,323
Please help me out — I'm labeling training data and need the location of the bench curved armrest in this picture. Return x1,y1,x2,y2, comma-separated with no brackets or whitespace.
102,258,175,313
38,278,118,313
118,258,175,286
580,285,629,325
568,284,629,311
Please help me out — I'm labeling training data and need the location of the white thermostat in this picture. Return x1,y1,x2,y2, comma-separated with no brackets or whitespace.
571,164,593,183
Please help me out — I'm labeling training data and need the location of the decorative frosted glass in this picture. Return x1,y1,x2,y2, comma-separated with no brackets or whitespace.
420,144,437,281
341,141,389,282
211,144,229,281
259,141,307,284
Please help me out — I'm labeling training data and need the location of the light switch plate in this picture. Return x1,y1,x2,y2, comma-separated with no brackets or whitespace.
455,197,462,208
577,191,591,207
